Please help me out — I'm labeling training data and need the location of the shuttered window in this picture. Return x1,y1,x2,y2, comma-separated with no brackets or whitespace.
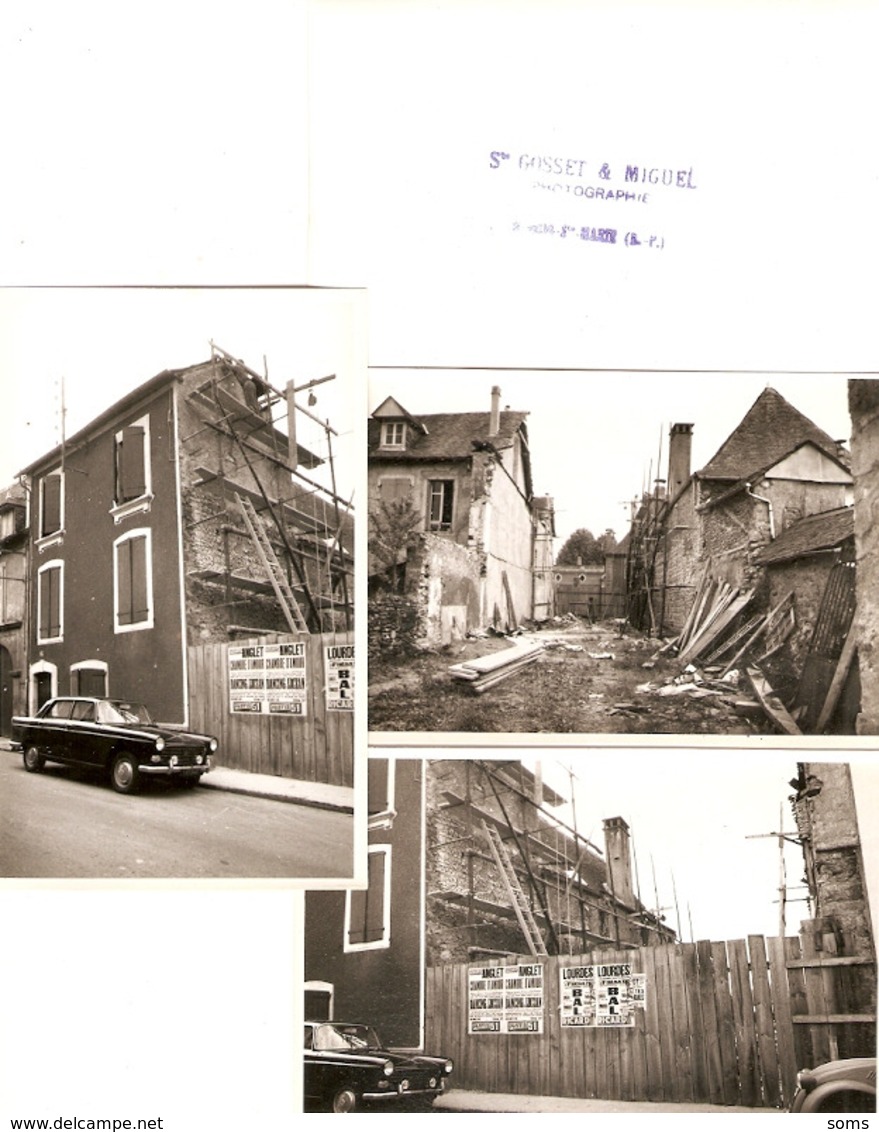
41,473,62,537
346,846,390,949
37,561,63,641
115,425,147,502
114,530,152,630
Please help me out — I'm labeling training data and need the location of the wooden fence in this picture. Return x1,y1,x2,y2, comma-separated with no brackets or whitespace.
187,632,353,787
426,937,876,1109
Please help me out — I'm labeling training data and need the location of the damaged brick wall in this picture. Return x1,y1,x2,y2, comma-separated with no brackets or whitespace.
849,379,879,733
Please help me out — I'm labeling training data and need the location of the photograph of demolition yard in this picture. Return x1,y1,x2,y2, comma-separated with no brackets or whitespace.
368,373,879,738
305,756,876,1112
0,289,360,879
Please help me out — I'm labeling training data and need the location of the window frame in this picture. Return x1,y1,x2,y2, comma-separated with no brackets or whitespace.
36,469,65,550
36,558,64,644
111,414,153,522
380,420,407,450
427,479,455,532
113,527,154,633
343,843,392,952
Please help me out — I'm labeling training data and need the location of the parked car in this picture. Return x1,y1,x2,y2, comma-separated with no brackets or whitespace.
790,1057,876,1113
13,697,217,794
304,1021,453,1112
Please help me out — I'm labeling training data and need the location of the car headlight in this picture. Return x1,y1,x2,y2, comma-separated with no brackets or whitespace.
444,1060,454,1075
155,737,165,752
382,1060,394,1077
209,738,218,753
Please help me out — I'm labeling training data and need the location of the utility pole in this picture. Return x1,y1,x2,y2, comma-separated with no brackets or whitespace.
746,803,802,938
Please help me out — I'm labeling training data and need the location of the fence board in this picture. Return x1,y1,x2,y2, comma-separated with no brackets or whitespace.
749,934,782,1108
186,632,353,787
423,936,840,1109
768,936,799,1108
728,939,759,1106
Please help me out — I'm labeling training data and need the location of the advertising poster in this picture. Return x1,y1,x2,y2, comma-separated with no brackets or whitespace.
560,963,647,1028
324,643,354,711
468,963,544,1035
229,642,308,715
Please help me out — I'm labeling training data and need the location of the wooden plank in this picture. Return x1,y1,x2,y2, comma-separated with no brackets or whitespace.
792,1013,877,1024
681,942,710,1105
695,940,724,1105
653,943,678,1102
710,940,740,1106
629,945,650,1104
767,936,799,1110
800,932,832,1066
640,946,665,1102
728,939,759,1106
680,589,754,665
784,936,813,1076
748,934,781,1109
669,943,696,1103
746,665,803,735
814,616,859,733
786,955,876,969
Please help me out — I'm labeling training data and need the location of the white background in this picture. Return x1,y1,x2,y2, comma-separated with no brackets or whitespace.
1,0,877,1125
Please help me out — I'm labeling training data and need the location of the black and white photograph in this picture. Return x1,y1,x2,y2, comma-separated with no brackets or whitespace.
2,1,878,1129
304,752,877,1114
368,371,877,743
0,287,363,880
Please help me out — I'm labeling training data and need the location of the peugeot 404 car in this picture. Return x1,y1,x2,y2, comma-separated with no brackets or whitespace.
13,697,217,794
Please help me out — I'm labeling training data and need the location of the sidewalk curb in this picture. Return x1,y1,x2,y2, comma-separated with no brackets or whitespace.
199,775,354,814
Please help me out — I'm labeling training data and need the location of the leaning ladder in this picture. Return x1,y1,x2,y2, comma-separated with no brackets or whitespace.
482,820,548,957
235,492,310,633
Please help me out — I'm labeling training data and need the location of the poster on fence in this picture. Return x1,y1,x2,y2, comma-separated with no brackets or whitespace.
324,643,354,710
559,963,646,1028
468,963,544,1034
228,642,308,715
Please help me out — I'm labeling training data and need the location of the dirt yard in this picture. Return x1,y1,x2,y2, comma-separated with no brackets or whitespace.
368,619,760,735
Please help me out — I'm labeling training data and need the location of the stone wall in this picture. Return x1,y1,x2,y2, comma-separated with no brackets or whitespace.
849,379,879,733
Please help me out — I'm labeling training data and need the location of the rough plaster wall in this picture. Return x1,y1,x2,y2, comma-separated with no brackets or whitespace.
477,446,534,625
849,380,879,733
766,557,835,674
368,459,473,543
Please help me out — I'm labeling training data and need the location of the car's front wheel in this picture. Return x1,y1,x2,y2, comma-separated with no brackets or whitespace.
331,1088,358,1113
111,752,141,794
23,745,45,773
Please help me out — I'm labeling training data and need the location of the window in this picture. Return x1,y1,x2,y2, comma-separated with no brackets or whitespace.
40,472,63,539
427,480,454,531
112,416,152,521
380,421,406,449
37,560,63,643
344,845,391,951
0,509,16,540
377,475,414,504
71,661,108,697
114,528,153,632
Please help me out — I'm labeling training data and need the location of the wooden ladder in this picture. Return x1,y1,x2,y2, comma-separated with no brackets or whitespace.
235,492,309,634
482,820,548,957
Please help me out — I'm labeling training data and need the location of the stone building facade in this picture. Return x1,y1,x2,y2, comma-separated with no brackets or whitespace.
848,379,879,734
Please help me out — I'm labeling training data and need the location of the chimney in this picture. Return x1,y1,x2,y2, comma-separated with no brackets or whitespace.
490,385,501,435
603,816,635,907
667,423,694,497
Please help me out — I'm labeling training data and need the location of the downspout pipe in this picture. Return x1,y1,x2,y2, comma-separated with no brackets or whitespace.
745,482,775,540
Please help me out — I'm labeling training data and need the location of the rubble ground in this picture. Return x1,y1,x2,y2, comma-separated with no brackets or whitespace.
368,618,759,734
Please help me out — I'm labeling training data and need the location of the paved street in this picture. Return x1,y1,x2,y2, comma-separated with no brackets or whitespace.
0,753,353,879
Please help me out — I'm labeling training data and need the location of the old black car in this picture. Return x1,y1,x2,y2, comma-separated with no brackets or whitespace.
13,697,217,794
790,1057,876,1113
304,1021,453,1113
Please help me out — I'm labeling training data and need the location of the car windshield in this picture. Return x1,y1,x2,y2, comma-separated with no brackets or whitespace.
312,1023,383,1053
96,701,153,726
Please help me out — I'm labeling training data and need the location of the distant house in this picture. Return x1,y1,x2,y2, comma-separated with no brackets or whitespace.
305,758,674,1048
20,350,354,784
630,388,853,638
0,483,29,735
368,388,554,648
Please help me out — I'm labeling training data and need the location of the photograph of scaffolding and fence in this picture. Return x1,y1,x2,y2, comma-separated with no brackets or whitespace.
0,287,363,881
367,370,879,741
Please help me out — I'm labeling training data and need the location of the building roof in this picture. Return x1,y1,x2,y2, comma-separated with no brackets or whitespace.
368,408,529,462
697,387,847,482
754,505,854,565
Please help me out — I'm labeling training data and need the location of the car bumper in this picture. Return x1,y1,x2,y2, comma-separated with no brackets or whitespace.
362,1081,448,1101
138,762,211,776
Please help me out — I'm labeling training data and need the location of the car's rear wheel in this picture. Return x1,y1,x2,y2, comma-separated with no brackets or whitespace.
331,1088,358,1113
111,752,140,794
23,745,45,773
